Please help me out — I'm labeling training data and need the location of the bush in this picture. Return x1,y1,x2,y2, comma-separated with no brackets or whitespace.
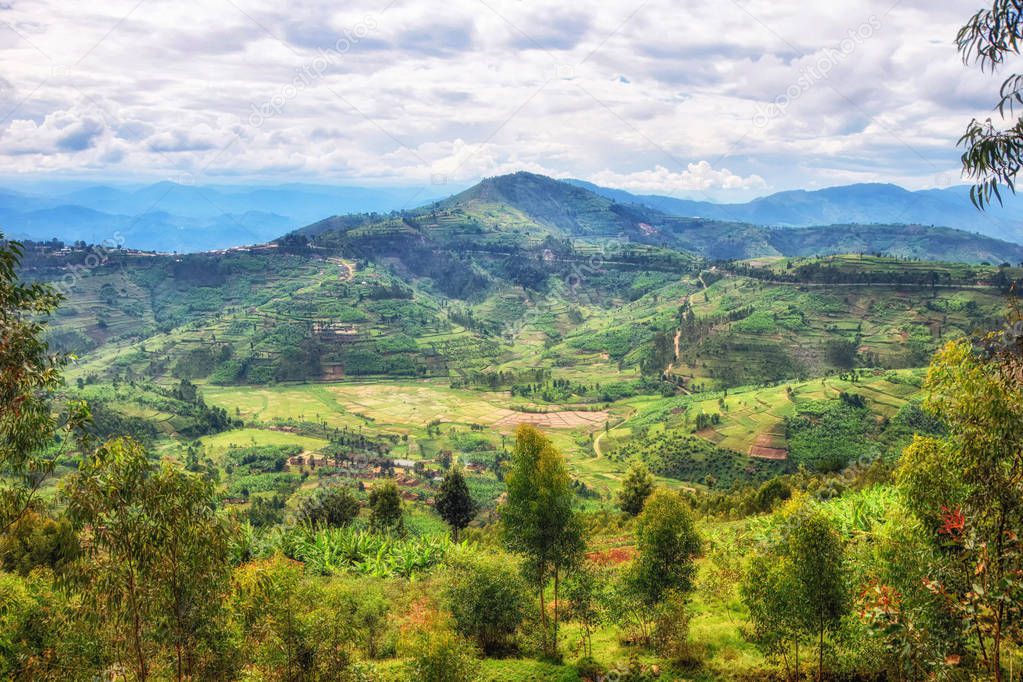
0,510,79,575
575,656,605,681
230,556,368,681
652,591,695,668
299,487,361,527
404,626,480,682
444,550,529,654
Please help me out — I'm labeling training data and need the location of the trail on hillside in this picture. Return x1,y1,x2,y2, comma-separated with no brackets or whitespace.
664,291,691,375
327,257,355,282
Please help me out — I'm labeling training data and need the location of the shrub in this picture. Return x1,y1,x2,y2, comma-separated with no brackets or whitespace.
404,626,480,682
652,590,695,667
575,656,605,682
0,510,79,575
444,550,529,654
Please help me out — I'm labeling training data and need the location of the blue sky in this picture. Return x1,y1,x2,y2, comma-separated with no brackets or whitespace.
0,0,1004,200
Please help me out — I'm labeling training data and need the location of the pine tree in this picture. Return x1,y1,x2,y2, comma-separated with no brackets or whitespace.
435,464,476,542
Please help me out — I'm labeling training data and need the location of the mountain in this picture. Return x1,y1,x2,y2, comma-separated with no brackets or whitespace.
0,182,451,251
566,179,1023,244
302,172,1023,264
22,171,1023,396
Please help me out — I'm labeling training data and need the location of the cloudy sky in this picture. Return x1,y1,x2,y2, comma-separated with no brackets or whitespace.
0,0,1006,199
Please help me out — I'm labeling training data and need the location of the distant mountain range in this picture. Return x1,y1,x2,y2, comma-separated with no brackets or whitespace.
566,179,1023,244
0,182,448,252
3,173,1023,253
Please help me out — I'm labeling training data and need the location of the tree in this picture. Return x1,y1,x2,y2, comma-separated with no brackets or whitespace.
616,459,655,516
742,550,803,680
63,437,235,681
500,424,585,656
896,338,1023,681
632,489,701,606
957,2,1023,207
230,555,364,681
788,509,847,682
404,625,480,682
434,464,476,541
0,235,86,536
742,502,848,682
369,480,404,534
299,486,360,527
562,563,605,659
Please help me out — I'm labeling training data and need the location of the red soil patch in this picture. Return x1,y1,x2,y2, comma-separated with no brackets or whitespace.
586,546,637,567
493,409,608,430
749,433,788,460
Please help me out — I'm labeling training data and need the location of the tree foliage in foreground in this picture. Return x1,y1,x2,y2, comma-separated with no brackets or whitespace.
0,235,86,536
896,338,1023,681
957,1,1023,207
63,437,234,682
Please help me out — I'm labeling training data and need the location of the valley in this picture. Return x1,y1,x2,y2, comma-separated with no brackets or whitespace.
6,171,1023,681
19,174,1019,504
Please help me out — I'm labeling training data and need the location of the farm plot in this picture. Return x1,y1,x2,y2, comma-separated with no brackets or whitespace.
198,428,329,463
684,370,922,455
204,380,612,435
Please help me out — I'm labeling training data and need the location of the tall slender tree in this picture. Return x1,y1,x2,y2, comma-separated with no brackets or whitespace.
63,437,234,682
897,337,1023,681
501,425,584,655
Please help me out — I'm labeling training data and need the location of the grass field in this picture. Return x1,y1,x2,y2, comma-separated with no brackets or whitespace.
202,381,611,435
198,428,329,463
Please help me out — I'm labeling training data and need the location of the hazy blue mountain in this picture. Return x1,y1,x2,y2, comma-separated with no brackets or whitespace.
0,182,450,251
566,180,1023,244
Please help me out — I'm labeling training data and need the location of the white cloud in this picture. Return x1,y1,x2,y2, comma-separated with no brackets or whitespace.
0,0,1000,194
590,163,767,194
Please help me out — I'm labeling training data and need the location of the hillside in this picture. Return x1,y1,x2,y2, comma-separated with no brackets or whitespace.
23,173,1023,397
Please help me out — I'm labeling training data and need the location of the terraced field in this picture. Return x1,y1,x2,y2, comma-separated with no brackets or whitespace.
685,370,923,455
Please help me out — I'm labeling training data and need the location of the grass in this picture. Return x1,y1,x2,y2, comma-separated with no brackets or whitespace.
198,428,329,463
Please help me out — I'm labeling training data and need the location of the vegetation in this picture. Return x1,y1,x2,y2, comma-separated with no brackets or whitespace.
501,425,585,657
435,464,477,541
616,460,654,516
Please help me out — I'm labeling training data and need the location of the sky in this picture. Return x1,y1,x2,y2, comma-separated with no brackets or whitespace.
0,0,1007,201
